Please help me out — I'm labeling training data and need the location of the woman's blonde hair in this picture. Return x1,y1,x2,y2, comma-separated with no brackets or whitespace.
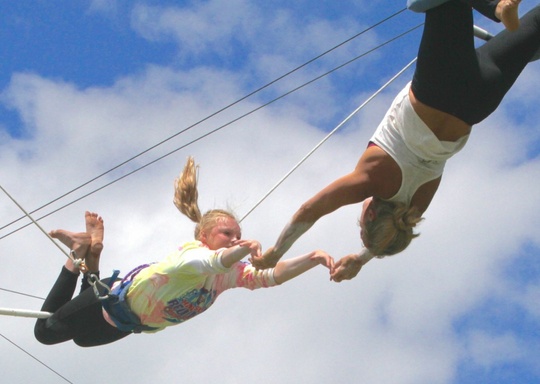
173,156,237,239
362,199,422,257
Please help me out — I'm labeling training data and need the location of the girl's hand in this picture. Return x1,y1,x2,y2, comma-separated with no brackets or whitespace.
310,250,335,271
233,239,262,259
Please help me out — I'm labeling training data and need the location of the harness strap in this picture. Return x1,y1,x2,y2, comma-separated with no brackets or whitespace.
88,265,158,333
120,263,154,285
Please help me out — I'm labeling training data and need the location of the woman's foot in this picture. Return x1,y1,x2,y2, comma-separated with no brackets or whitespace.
85,211,104,273
49,229,91,273
496,0,522,31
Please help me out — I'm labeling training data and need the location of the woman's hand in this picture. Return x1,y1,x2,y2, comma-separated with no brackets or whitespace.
250,246,283,270
330,254,363,282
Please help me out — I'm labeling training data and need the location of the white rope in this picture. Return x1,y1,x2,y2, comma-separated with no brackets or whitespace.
239,24,502,222
0,184,87,272
240,57,418,222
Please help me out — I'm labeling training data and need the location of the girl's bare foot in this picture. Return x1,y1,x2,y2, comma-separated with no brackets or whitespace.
49,229,91,273
85,211,104,273
85,212,104,253
496,0,522,31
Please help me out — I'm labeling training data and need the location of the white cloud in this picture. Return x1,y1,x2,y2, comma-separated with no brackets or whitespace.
131,0,259,55
2,2,540,383
466,330,524,368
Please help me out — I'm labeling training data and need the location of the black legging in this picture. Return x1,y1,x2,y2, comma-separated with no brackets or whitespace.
411,0,540,125
34,267,130,347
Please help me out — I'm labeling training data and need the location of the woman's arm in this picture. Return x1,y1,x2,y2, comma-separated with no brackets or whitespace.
273,250,334,284
251,169,374,270
252,147,396,269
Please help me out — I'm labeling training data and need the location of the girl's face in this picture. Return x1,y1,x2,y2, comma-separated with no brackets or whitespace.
359,197,375,246
200,217,241,250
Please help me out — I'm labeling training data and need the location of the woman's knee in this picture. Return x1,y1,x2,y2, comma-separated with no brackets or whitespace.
529,5,540,23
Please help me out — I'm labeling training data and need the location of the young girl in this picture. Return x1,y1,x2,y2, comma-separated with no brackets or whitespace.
34,157,334,347
252,1,538,280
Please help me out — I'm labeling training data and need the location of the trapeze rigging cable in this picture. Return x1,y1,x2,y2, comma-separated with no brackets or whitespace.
240,57,418,222
0,8,421,306
0,333,74,383
0,7,408,237
0,54,418,384
0,185,86,272
237,27,497,224
0,10,415,382
0,20,423,304
0,183,86,319
0,13,499,384
1,12,427,308
0,287,44,300
0,54,419,309
0,24,423,243
0,185,89,384
0,26,422,318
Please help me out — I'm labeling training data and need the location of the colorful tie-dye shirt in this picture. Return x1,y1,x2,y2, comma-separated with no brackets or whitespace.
125,240,277,333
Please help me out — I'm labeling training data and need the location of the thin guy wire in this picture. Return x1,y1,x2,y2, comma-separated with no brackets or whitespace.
0,184,74,261
240,57,418,222
0,23,422,241
0,333,74,383
0,8,407,234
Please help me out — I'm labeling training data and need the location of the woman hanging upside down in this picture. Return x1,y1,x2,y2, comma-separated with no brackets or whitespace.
252,0,539,281
34,157,334,347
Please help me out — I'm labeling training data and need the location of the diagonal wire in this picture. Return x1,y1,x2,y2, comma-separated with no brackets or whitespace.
0,287,45,301
240,57,418,222
0,7,408,234
0,9,414,384
0,185,72,259
0,333,74,383
0,11,420,301
0,22,423,241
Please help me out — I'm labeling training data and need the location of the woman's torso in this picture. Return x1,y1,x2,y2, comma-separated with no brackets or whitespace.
408,88,471,142
366,84,470,208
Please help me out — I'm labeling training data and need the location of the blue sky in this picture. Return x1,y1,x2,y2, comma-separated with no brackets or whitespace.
1,1,175,138
1,1,540,384
1,2,171,86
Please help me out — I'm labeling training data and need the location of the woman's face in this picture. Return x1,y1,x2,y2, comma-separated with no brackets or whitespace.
359,197,375,245
200,217,241,250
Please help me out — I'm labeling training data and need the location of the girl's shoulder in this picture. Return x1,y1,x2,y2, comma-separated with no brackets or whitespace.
177,240,205,251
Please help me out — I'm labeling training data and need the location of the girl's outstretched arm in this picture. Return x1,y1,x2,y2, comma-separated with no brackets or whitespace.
220,239,261,268
273,250,334,284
